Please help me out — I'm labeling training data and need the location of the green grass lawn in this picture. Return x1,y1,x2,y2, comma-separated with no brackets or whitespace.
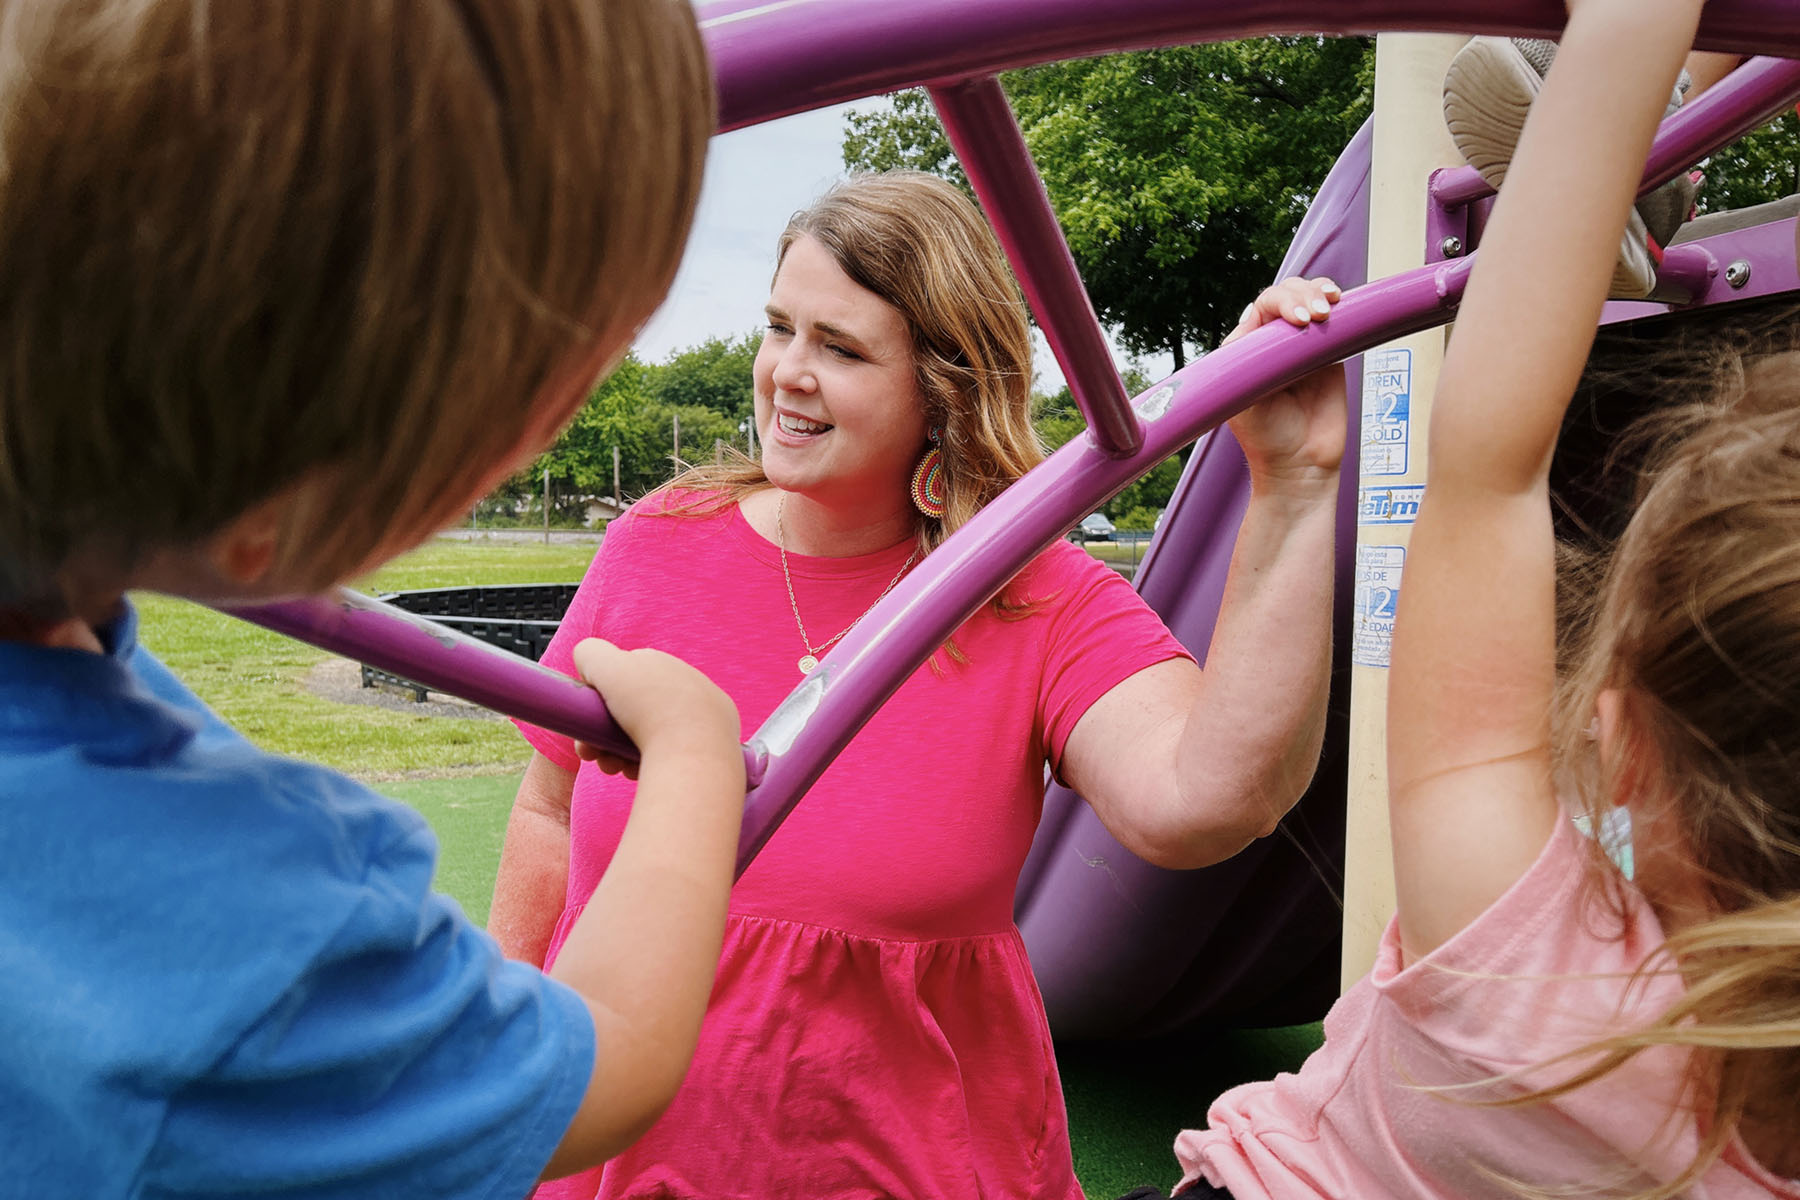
131,538,597,777
136,534,1325,1199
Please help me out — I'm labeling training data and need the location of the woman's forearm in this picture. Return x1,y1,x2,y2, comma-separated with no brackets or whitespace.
489,752,576,967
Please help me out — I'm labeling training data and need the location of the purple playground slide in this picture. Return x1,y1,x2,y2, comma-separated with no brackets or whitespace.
231,3,1800,1039
1017,120,1372,1037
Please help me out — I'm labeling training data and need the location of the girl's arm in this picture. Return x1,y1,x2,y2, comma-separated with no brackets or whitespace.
1062,278,1344,869
1388,0,1704,963
540,639,744,1177
489,753,575,967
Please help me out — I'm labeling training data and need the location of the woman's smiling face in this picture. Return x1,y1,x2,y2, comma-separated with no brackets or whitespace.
753,235,929,514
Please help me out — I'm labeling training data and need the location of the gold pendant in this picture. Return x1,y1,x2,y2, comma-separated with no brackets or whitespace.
798,654,818,674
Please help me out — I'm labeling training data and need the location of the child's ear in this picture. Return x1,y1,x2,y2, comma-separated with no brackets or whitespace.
1596,687,1661,811
206,494,288,585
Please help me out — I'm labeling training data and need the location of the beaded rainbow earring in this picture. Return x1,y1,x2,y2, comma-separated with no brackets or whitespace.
910,427,946,520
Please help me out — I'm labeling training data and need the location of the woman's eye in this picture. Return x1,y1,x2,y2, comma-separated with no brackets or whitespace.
828,344,862,361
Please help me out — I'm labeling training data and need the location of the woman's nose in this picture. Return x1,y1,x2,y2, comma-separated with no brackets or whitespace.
771,342,816,393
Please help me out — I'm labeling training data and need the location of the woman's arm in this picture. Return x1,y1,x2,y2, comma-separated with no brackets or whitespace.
489,752,575,967
1387,0,1704,963
1062,278,1344,869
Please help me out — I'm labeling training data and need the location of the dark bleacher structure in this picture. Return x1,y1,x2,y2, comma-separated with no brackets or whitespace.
360,584,580,701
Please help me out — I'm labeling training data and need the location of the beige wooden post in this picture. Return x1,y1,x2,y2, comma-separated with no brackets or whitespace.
1343,32,1468,988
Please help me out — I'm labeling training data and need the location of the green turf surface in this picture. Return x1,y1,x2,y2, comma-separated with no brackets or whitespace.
131,538,596,776
378,773,523,927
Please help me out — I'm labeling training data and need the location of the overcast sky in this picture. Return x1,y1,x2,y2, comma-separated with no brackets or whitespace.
631,103,1172,396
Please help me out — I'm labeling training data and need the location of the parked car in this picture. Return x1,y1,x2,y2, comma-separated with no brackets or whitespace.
1074,512,1115,542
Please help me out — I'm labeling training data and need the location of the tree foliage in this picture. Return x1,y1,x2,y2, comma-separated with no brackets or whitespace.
1032,369,1184,518
844,39,1374,366
1700,112,1799,213
512,350,743,517
643,332,761,425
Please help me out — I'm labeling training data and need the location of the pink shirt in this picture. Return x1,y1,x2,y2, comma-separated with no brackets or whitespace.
520,494,1191,1200
1178,819,1800,1199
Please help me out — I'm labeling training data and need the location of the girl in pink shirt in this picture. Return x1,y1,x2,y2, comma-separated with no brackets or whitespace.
1144,2,1800,1197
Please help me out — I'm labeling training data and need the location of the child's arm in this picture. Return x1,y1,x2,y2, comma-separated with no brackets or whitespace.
1387,0,1705,963
536,639,744,1177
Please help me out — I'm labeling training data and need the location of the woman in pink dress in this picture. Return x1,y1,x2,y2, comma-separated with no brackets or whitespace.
490,170,1347,1200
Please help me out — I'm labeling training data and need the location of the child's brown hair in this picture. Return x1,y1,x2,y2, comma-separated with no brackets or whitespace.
0,0,713,619
1537,300,1800,1195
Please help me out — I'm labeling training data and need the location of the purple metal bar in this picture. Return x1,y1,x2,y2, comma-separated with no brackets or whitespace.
1433,55,1800,210
930,77,1142,459
701,1,1800,133
736,256,1474,870
1651,241,1719,304
1423,167,1474,265
1669,214,1800,308
228,591,768,786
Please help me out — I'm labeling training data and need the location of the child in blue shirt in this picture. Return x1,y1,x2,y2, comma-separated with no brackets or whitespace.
0,1,745,1196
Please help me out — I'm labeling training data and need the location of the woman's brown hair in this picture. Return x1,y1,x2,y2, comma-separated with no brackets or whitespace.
663,170,1045,567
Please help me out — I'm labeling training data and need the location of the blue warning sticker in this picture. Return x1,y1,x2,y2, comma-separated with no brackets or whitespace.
1358,484,1425,526
1353,545,1405,668
1360,348,1413,477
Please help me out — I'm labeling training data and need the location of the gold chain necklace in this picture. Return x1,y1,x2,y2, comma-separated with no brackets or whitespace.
776,495,919,674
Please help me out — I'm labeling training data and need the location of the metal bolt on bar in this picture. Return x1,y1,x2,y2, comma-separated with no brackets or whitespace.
929,76,1144,459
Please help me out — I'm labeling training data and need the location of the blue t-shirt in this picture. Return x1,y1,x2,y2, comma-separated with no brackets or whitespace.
0,606,595,1198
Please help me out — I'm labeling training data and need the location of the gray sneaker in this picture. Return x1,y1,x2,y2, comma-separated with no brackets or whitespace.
1443,37,1698,299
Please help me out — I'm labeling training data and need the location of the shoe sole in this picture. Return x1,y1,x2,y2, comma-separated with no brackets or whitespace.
1443,37,1657,299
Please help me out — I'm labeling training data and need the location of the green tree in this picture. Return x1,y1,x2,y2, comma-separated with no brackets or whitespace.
1700,113,1799,212
644,332,762,428
520,353,739,513
844,39,1375,367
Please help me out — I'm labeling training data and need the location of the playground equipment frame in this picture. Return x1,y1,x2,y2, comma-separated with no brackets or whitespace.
231,0,1800,883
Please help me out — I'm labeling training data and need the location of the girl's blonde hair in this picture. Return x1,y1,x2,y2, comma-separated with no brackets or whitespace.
663,171,1045,567
0,0,712,618
1538,302,1800,1196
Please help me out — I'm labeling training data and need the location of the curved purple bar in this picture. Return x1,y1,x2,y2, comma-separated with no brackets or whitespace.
1432,56,1800,210
221,0,1800,891
230,591,767,785
699,0,1800,132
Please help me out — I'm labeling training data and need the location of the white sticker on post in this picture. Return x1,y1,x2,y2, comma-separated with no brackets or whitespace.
1353,545,1405,668
1358,484,1424,526
1360,349,1413,477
